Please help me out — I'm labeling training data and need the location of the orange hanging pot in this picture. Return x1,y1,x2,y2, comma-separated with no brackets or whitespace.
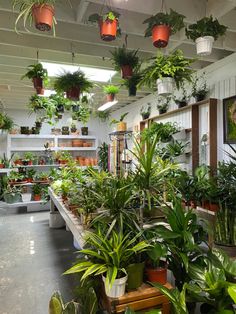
121,65,133,79
106,93,115,102
100,19,118,41
32,4,55,32
152,25,171,48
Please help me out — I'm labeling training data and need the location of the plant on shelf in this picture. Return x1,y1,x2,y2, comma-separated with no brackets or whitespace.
122,71,143,97
191,73,209,102
0,112,14,132
139,50,194,95
23,152,35,165
98,142,109,172
13,0,57,35
8,171,25,183
146,243,168,284
88,11,121,41
110,112,128,132
110,46,140,79
157,95,171,114
143,9,185,48
174,84,189,108
141,121,180,143
186,16,227,56
64,230,149,298
28,94,48,113
70,122,77,134
140,103,151,120
32,184,42,201
166,140,189,158
26,169,36,182
1,153,14,168
54,70,93,100
22,63,48,95
49,291,79,314
3,185,22,204
103,84,119,102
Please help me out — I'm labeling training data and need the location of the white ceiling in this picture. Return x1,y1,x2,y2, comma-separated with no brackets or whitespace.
0,0,236,111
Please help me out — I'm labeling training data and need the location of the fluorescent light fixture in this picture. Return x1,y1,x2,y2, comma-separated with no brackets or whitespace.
98,100,118,111
41,62,116,83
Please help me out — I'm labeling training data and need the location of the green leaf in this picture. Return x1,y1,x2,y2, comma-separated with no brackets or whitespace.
228,285,236,303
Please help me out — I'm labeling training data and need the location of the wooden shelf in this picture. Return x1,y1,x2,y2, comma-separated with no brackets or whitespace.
11,147,97,151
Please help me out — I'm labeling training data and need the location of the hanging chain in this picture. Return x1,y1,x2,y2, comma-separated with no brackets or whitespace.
36,50,39,63
125,34,128,48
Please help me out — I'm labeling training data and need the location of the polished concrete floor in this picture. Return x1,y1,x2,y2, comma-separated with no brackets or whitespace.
0,205,77,314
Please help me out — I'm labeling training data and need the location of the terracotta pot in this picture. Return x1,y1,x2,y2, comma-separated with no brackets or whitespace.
209,203,219,212
34,195,41,201
146,267,167,284
0,164,4,169
152,25,171,48
84,158,90,166
202,201,210,211
100,19,118,41
117,122,127,132
28,161,33,166
59,160,67,165
66,87,80,100
121,65,133,79
32,77,43,89
79,158,85,166
27,178,33,183
72,140,83,147
190,200,197,209
107,93,115,102
32,4,55,32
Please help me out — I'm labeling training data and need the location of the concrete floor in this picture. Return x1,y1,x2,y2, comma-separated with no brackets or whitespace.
0,205,77,314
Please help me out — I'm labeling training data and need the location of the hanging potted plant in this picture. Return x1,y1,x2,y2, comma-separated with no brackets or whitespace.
110,46,139,79
110,112,129,132
103,85,119,102
89,11,121,42
143,9,185,48
122,72,142,97
13,0,57,34
49,93,69,113
139,50,194,95
186,16,227,56
54,70,93,101
22,63,48,95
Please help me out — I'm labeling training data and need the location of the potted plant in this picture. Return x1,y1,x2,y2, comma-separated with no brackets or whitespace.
23,152,35,165
21,186,32,203
110,112,129,132
32,184,42,201
70,123,77,134
103,84,119,102
140,50,194,95
89,11,121,41
122,72,143,97
157,95,171,114
186,16,227,56
192,73,209,102
0,113,14,132
62,126,69,135
3,185,22,204
174,84,189,108
13,0,56,34
140,103,151,120
143,9,185,48
146,243,167,284
64,230,149,298
26,169,36,183
49,291,79,313
0,158,5,169
110,46,139,79
167,140,189,164
98,142,109,172
49,93,69,113
54,70,93,100
22,63,48,95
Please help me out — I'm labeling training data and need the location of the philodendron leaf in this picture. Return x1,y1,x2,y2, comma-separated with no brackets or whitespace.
228,285,236,303
49,296,63,314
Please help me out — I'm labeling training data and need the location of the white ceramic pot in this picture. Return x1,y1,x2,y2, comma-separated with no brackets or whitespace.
156,77,175,95
22,193,32,202
172,130,186,141
102,275,127,298
174,154,186,164
195,36,214,56
49,212,65,229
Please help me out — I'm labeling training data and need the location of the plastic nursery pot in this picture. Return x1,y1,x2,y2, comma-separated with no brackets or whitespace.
159,108,167,115
22,193,32,203
195,36,214,56
146,267,167,284
99,19,118,41
141,113,150,120
66,87,81,100
209,203,219,212
102,275,127,298
81,127,88,136
177,101,187,108
57,104,64,113
127,262,145,290
121,65,133,79
107,93,115,102
152,25,171,48
195,94,206,102
32,4,55,32
20,126,30,135
129,85,137,97
71,128,77,133
117,122,127,132
32,77,43,89
156,77,175,95
35,122,42,128
34,195,41,201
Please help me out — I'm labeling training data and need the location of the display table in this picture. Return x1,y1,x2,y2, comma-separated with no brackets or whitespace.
106,283,172,314
48,187,85,248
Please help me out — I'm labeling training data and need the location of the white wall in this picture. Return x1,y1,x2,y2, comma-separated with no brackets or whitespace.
111,52,236,163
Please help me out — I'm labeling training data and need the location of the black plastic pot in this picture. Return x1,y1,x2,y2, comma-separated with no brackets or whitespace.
57,114,63,120
195,93,207,102
81,127,88,136
62,126,69,135
71,127,77,133
129,85,137,97
31,127,40,135
20,126,30,135
72,105,80,112
176,101,187,108
56,104,64,113
141,113,150,120
159,109,167,114
35,122,42,128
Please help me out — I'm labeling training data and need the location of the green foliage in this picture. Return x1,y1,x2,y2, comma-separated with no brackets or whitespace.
103,85,119,95
110,46,139,71
191,73,209,100
110,112,128,125
98,142,109,172
186,15,227,41
122,72,143,90
139,50,194,90
72,104,91,125
157,95,172,113
24,152,35,161
22,63,48,82
142,122,180,143
147,243,167,268
143,9,185,37
140,103,151,119
49,291,78,314
0,112,14,131
88,11,120,23
32,183,42,195
94,110,110,122
54,70,93,93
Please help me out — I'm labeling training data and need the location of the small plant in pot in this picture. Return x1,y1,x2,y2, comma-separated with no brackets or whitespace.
35,117,44,129
0,113,14,132
89,11,121,42
143,9,185,48
13,0,57,35
122,72,143,97
157,95,171,114
110,112,129,132
22,63,48,95
23,152,35,165
32,184,42,201
192,73,209,102
3,185,22,204
110,46,140,79
49,93,68,113
54,70,93,101
26,169,36,183
103,84,119,102
146,243,167,284
140,103,151,120
174,84,189,108
62,126,69,135
139,50,194,95
70,122,77,134
186,15,227,56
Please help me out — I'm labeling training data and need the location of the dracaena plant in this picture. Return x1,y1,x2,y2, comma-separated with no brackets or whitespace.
139,50,194,90
64,230,149,289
